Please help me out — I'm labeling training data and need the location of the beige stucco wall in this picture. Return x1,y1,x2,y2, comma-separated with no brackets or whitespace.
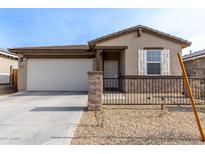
96,31,182,76
0,56,18,74
184,57,205,78
0,56,18,84
18,56,27,91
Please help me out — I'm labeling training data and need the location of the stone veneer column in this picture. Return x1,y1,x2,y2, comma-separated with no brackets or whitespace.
88,71,103,111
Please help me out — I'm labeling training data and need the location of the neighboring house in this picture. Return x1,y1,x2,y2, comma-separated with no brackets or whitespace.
0,49,18,84
9,25,191,91
183,49,205,78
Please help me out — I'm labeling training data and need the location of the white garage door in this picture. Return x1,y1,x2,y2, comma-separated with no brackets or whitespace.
27,59,93,91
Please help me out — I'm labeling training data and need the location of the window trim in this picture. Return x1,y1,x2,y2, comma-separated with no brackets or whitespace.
144,47,164,50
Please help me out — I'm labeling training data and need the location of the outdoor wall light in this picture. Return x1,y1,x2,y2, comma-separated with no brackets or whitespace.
19,57,23,62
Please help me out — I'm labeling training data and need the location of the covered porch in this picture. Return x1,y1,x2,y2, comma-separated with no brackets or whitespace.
94,46,127,90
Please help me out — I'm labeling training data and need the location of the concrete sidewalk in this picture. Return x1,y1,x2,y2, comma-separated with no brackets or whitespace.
0,92,87,145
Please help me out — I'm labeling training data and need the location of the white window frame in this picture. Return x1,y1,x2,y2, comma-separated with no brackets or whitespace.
146,49,162,75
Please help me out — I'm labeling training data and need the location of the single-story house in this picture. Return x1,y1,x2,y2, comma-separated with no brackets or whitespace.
9,25,191,92
183,49,205,78
0,49,18,84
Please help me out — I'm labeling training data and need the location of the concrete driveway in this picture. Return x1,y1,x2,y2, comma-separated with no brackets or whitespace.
0,92,87,145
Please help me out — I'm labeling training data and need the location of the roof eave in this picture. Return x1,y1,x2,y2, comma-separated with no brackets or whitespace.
183,53,205,62
181,42,192,49
88,25,192,48
0,51,18,59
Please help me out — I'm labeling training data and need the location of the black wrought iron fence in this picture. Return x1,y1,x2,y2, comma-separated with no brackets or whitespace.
103,76,205,105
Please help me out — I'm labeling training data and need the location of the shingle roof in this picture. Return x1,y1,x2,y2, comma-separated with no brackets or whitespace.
9,45,89,50
183,49,205,60
0,48,18,59
88,25,191,48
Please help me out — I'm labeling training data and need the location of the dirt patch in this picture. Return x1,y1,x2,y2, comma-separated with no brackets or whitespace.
71,105,205,145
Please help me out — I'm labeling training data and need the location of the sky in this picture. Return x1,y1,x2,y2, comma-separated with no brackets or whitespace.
0,8,205,55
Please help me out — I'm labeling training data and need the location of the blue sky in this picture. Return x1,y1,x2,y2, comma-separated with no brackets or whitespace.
0,9,205,54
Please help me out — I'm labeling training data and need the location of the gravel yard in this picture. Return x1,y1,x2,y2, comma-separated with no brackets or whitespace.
71,105,205,145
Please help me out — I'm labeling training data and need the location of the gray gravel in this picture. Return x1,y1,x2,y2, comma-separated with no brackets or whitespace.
71,105,205,145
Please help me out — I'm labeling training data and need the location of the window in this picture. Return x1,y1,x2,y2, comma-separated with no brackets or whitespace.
138,49,169,75
147,50,161,75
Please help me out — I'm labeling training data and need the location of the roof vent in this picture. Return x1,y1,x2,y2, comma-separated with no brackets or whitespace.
137,28,142,37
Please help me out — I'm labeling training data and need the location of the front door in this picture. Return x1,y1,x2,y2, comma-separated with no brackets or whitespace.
104,60,119,90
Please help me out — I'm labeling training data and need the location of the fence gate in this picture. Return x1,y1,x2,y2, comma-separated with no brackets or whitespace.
103,76,205,105
12,69,18,87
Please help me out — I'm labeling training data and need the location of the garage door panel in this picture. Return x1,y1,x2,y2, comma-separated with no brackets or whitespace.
27,59,93,91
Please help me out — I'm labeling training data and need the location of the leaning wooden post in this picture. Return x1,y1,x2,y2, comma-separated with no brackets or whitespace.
177,52,205,141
